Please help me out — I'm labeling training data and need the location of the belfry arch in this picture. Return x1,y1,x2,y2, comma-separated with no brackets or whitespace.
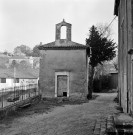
55,19,72,42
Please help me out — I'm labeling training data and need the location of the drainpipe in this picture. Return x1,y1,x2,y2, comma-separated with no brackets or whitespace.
128,49,133,113
125,0,129,113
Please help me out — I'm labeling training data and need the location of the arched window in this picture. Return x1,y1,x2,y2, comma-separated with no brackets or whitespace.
61,26,66,39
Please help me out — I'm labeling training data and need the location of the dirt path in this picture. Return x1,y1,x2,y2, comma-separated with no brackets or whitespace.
0,93,119,135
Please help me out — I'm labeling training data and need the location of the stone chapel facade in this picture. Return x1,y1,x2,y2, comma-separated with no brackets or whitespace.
39,20,88,98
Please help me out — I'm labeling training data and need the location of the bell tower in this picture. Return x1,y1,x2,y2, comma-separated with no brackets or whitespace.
55,19,72,45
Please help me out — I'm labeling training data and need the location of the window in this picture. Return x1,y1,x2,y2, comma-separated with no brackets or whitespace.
61,26,67,39
14,78,19,83
1,78,6,83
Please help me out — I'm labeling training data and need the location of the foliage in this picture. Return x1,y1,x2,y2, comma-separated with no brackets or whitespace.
13,44,41,57
14,45,32,56
86,25,116,67
32,45,40,57
3,50,12,56
94,63,109,79
93,75,110,92
86,25,116,98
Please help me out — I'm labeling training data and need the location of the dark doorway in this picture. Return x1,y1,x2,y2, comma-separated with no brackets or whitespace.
63,92,67,97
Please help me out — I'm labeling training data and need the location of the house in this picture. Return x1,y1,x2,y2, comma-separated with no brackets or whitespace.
114,0,133,113
0,53,40,91
9,55,40,69
0,68,39,90
38,20,88,98
9,55,31,65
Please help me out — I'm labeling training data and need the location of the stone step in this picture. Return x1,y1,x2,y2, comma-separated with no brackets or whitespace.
106,114,133,135
115,122,133,129
116,128,133,134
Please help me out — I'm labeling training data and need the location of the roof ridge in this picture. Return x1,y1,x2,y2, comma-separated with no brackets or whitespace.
38,40,87,50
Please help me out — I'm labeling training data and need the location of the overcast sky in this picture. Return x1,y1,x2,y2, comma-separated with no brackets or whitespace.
0,0,118,52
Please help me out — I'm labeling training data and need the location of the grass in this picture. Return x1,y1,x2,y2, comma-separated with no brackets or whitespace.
18,97,89,115
0,97,89,124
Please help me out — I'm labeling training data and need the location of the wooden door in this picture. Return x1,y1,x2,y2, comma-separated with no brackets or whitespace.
57,75,67,97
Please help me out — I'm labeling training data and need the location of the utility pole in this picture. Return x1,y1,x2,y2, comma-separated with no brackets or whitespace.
12,60,16,98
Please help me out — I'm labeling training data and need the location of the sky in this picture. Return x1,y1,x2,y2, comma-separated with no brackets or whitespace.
0,0,118,52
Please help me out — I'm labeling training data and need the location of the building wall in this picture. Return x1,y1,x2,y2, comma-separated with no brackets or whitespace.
118,0,133,113
39,49,88,98
0,78,38,90
0,79,13,89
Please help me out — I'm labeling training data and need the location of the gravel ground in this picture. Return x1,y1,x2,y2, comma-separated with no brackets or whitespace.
0,93,120,135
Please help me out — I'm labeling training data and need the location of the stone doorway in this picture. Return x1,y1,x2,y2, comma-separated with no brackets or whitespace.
57,75,67,97
55,72,69,97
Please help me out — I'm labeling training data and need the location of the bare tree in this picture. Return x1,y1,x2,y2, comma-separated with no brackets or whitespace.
96,23,113,39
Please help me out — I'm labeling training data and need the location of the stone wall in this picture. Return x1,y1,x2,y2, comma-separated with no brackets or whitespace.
39,49,88,98
117,0,133,113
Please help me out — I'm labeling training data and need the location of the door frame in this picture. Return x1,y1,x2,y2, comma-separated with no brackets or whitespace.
55,72,69,97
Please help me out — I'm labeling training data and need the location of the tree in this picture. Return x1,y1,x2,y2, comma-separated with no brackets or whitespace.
86,25,116,99
14,45,32,56
3,50,12,56
32,45,40,57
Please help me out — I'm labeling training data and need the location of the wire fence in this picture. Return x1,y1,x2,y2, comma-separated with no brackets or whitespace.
0,84,39,109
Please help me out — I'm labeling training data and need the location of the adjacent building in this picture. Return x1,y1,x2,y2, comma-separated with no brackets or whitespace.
114,0,133,113
0,68,39,90
9,55,40,69
39,20,88,98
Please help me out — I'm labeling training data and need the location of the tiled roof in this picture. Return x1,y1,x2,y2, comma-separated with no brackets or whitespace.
0,68,39,79
38,40,87,50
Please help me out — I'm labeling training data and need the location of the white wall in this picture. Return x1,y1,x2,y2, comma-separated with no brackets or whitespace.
0,78,38,91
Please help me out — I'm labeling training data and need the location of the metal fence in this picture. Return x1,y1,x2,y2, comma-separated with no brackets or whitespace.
0,84,39,109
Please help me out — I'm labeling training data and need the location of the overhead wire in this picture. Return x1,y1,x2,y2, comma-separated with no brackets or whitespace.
101,15,117,36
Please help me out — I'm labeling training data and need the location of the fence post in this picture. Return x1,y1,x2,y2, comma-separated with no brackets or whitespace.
28,84,30,98
25,84,27,99
2,88,4,108
35,84,36,96
22,85,23,100
34,84,35,96
37,83,39,95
